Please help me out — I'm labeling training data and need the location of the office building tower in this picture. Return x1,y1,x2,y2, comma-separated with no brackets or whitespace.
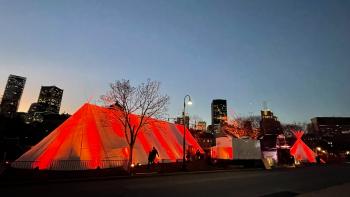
211,99,227,125
0,75,26,117
36,86,63,114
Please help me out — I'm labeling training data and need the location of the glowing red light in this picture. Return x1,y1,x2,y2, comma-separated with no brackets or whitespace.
290,130,316,163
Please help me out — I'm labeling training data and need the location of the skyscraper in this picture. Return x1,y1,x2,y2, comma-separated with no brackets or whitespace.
0,74,26,117
26,86,63,123
175,116,190,129
37,86,63,114
211,99,227,125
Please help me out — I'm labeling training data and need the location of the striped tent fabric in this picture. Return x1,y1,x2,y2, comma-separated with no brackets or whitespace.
290,130,316,163
12,103,203,170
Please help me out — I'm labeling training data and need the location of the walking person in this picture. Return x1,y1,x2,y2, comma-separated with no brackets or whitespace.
151,147,159,163
148,147,159,168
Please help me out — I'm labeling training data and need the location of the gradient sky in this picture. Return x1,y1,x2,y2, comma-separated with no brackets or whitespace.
0,0,349,124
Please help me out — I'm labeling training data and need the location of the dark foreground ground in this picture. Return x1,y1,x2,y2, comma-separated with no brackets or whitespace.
0,163,350,197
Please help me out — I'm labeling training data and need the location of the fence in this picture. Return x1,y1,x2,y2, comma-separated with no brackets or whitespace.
11,160,128,171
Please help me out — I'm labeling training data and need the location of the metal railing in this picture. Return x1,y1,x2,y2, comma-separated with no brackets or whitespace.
161,159,177,163
11,160,128,171
11,161,40,169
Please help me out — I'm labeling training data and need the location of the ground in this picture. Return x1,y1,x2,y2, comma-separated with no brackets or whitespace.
0,164,350,197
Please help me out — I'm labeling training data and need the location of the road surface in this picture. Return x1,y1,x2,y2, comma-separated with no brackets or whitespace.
1,164,350,197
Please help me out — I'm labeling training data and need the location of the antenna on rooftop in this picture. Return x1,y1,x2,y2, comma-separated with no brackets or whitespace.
263,101,268,111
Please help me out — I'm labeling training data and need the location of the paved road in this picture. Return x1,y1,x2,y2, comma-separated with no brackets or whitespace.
1,164,350,197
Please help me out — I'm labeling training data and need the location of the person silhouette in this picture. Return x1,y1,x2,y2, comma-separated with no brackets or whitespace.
148,147,159,168
196,149,201,160
151,147,159,161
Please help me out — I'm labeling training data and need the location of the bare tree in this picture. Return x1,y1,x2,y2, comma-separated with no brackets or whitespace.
101,79,169,171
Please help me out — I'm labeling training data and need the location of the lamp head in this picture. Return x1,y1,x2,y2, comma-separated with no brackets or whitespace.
187,98,192,106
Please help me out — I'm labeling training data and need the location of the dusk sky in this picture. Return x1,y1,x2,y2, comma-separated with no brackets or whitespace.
0,0,349,124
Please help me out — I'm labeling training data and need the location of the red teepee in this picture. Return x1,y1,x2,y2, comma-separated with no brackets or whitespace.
12,103,203,170
290,130,316,163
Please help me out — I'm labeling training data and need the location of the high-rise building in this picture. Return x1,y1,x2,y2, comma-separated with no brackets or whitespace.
211,99,227,125
175,116,190,128
211,99,227,135
36,86,63,114
26,86,63,123
27,102,46,122
195,121,207,132
0,75,26,117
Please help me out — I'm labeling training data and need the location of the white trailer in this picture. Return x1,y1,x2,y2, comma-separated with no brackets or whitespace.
211,136,262,160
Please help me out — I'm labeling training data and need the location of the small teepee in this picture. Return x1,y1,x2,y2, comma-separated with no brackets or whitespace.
290,130,316,163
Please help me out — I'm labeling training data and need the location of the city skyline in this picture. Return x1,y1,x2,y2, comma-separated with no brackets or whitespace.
1,0,349,124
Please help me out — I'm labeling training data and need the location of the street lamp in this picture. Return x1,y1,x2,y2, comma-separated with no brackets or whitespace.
183,94,192,170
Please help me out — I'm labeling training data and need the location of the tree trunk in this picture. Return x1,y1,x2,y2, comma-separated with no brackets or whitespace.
128,143,134,175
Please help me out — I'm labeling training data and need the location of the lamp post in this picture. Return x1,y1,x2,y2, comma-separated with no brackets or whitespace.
183,95,192,170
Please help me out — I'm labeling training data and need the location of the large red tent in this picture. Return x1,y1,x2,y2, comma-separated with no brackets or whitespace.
12,103,203,170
